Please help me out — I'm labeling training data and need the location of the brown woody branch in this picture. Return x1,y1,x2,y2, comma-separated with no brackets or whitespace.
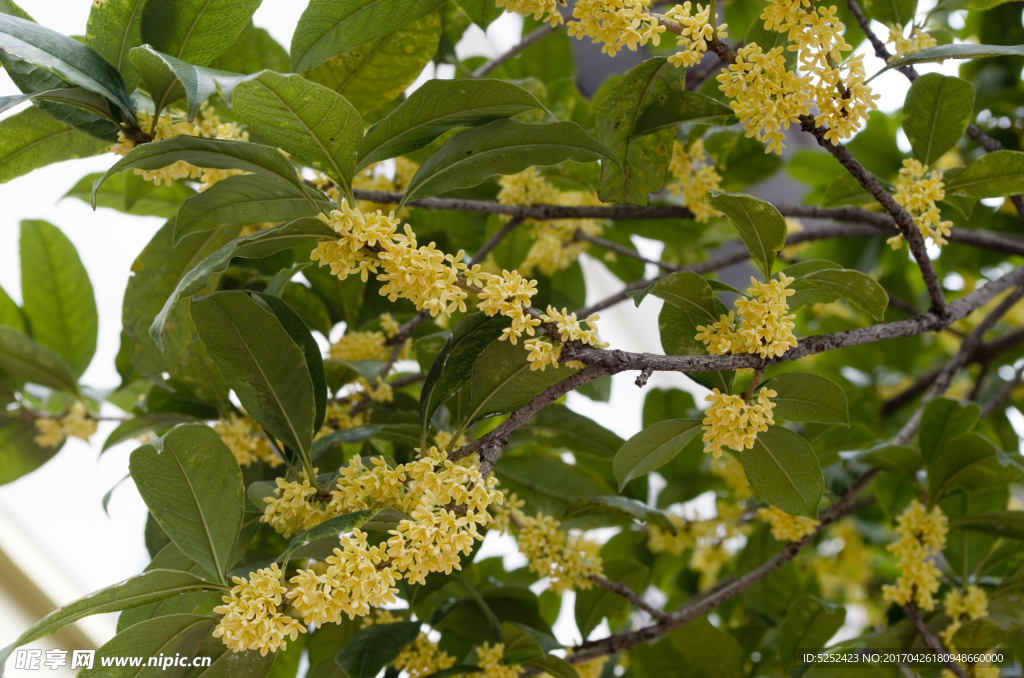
590,576,671,622
470,25,558,79
902,604,969,678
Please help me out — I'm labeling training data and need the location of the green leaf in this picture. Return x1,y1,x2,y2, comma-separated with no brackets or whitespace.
952,619,1006,651
191,291,317,456
928,433,1018,502
0,13,134,118
84,0,146,92
745,21,797,70
0,0,32,21
522,655,579,678
212,23,291,75
778,597,846,672
632,91,736,137
152,219,336,346
562,496,676,532
303,13,441,119
129,45,253,122
129,424,244,582
116,543,216,632
87,615,217,678
512,404,624,460
902,73,975,166
92,137,308,208
821,172,873,207
920,397,980,463
667,616,743,678
0,285,25,333
19,220,97,377
311,426,381,458
283,509,384,561
494,455,605,517
706,191,787,280
453,0,504,28
613,420,704,490
140,0,260,68
402,119,617,205
0,415,61,486
500,622,561,663
254,292,328,434
949,511,1024,539
741,426,823,518
335,621,421,678
642,388,696,427
575,559,649,639
65,171,195,218
233,71,363,188
784,261,889,322
357,78,546,171
864,0,916,29
463,333,578,426
290,0,447,73
419,314,509,438
0,106,109,184
877,43,1024,77
0,569,222,673
173,174,331,244
595,57,682,206
765,372,849,425
857,444,921,481
0,326,79,393
0,86,118,122
943,150,1024,199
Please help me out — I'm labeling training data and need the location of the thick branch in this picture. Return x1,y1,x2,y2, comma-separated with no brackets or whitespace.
590,576,671,622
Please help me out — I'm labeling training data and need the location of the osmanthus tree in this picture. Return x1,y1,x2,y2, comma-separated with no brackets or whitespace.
2,0,1024,674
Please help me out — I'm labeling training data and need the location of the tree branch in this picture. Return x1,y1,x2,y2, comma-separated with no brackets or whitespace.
590,576,671,622
470,25,557,78
902,604,969,678
979,363,1024,419
472,216,526,266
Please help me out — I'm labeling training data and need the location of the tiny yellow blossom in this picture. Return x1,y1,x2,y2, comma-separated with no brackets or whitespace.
758,505,819,542
889,159,953,250
475,642,522,678
887,24,937,59
668,139,722,222
665,3,728,67
882,500,948,611
567,0,665,56
34,402,97,447
214,413,282,467
212,564,305,656
701,387,777,457
516,513,603,593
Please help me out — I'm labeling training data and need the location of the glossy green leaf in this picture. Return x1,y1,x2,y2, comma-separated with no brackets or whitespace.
0,13,134,117
668,616,743,678
902,74,975,166
941,488,1006,580
944,150,1024,199
0,327,79,393
233,71,363,187
291,0,446,73
403,119,617,204
453,0,504,28
0,86,118,121
784,260,889,322
613,419,703,490
357,78,546,171
778,597,846,672
928,433,1015,502
707,191,787,279
335,621,421,678
130,424,244,581
512,404,624,460
140,0,260,67
562,496,676,532
0,106,109,184
191,291,317,455
741,426,823,518
283,509,380,560
129,45,253,121
522,655,579,678
766,372,849,425
151,219,336,347
919,397,980,462
575,559,649,639
303,13,441,119
0,569,222,674
951,619,1007,652
864,0,916,30
87,615,217,678
821,172,873,207
20,220,97,377
65,171,195,218
595,57,682,206
950,511,1024,539
857,443,921,481
173,174,331,243
84,0,146,92
500,622,561,663
0,415,61,486
419,313,510,439
102,414,195,453
632,91,735,137
494,455,606,517
116,543,216,632
92,137,308,208
878,43,1024,77
463,333,578,426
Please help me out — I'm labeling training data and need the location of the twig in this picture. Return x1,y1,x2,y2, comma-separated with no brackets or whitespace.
575,230,681,272
979,363,1024,419
470,25,557,78
590,576,671,622
472,216,526,266
902,604,969,678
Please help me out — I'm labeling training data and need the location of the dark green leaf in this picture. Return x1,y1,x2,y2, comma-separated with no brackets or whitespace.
494,455,605,517
920,397,979,463
65,171,195,218
928,433,1019,502
902,74,975,166
765,372,849,425
632,91,735,137
821,172,873,207
452,0,504,29
949,511,1024,539
785,261,889,321
0,284,25,333
84,0,146,92
944,150,1024,199
575,559,649,639
130,424,244,581
0,106,109,184
20,220,97,377
562,496,675,532
402,119,618,204
0,415,61,486
613,419,703,490
857,444,921,481
86,614,219,678
778,597,846,672
668,616,743,678
357,78,546,171
706,191,787,279
511,404,623,459
129,45,254,121
878,43,1024,76
141,0,260,68
335,621,421,678
0,326,79,393
741,426,823,518
102,414,195,453
864,0,916,30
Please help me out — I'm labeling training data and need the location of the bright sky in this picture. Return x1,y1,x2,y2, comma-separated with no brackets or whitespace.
0,0,966,655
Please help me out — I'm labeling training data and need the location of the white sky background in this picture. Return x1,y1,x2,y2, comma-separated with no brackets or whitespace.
0,0,966,654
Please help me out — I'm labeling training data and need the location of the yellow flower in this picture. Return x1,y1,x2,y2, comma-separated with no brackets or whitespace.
887,24,937,59
701,387,777,457
214,413,282,467
668,139,722,222
758,506,819,542
696,273,798,359
396,632,457,678
516,513,603,593
882,500,948,611
495,0,565,28
889,159,952,250
261,473,329,538
711,454,752,499
568,0,665,55
212,564,305,655
475,642,522,678
34,402,97,447
665,2,728,67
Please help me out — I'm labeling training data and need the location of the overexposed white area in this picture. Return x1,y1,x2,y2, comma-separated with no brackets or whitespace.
0,0,977,659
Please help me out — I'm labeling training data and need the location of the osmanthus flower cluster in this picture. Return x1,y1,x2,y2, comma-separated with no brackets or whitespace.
33,401,97,448
497,168,605,276
567,0,667,55
664,2,728,67
523,307,608,372
757,505,819,542
212,564,305,656
889,159,953,249
887,23,938,59
213,413,282,467
940,586,997,678
881,500,949,611
647,502,748,589
360,611,457,678
667,138,722,222
696,274,798,359
110,106,249,188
